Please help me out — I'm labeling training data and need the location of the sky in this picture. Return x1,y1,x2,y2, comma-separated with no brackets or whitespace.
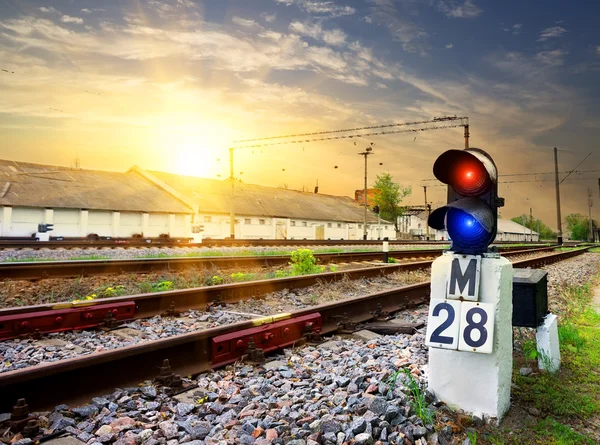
0,0,599,231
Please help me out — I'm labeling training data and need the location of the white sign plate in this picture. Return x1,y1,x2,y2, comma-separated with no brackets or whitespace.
425,299,461,350
446,254,481,301
458,301,495,354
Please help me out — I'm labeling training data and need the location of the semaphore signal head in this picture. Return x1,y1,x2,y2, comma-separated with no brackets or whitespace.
428,148,504,255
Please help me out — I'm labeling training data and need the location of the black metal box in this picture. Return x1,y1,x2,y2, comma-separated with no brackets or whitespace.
512,269,548,327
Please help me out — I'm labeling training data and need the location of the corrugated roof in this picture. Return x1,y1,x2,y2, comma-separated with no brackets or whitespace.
498,219,538,235
0,159,193,214
142,170,382,223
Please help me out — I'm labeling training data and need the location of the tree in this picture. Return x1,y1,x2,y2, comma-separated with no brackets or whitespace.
510,215,556,240
372,173,412,231
565,213,598,241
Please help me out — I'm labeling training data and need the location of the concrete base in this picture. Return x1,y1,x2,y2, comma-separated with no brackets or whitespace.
536,313,561,373
428,253,513,420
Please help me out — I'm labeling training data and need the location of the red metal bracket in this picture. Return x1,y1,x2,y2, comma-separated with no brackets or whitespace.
0,302,136,340
211,313,322,367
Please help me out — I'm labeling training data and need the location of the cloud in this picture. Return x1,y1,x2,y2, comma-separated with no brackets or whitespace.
437,0,482,19
512,23,522,35
81,9,92,14
446,43,453,49
536,49,567,67
289,21,346,46
0,16,393,87
367,0,429,55
323,29,346,46
538,26,566,42
596,45,600,56
275,0,356,17
60,15,84,24
261,13,276,23
232,17,258,28
39,6,58,14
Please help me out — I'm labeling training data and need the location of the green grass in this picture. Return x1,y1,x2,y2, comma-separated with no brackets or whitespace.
506,280,600,444
588,247,600,253
554,247,579,252
4,255,110,262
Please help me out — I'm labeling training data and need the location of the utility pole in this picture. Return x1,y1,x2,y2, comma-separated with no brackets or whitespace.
358,144,374,240
554,147,563,244
464,124,470,149
522,215,527,242
423,186,430,240
229,147,235,239
588,187,593,242
529,208,533,242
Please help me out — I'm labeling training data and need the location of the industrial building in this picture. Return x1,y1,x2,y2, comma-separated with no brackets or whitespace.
399,213,539,242
131,167,395,240
0,159,393,240
0,160,193,239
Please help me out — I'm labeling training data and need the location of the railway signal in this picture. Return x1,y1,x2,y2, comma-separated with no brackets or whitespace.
425,147,513,420
428,148,503,255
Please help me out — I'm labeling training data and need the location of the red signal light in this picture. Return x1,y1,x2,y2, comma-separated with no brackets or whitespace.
434,150,492,196
450,159,488,195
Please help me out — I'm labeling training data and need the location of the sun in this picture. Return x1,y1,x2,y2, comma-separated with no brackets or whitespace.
174,143,222,178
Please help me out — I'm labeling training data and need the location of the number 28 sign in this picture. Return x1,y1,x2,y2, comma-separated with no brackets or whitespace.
425,299,495,354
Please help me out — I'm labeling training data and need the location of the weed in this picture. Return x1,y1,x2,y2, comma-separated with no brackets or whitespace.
400,368,434,425
466,430,477,445
289,249,325,275
328,264,338,272
522,338,538,362
206,275,223,286
274,270,289,279
387,257,398,263
230,272,255,282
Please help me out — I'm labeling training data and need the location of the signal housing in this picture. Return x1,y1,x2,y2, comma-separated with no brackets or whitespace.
429,148,504,255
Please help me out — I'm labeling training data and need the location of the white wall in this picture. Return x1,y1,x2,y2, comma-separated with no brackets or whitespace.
88,210,113,236
53,209,80,237
197,213,396,240
0,206,190,238
10,208,45,236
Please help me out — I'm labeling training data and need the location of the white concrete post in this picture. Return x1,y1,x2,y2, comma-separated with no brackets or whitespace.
1,207,12,236
427,253,513,420
142,213,150,237
80,210,89,237
536,313,561,372
112,212,120,238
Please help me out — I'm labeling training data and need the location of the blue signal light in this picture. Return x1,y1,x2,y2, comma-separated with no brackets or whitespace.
446,208,492,254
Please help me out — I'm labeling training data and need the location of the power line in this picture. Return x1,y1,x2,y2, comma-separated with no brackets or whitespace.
422,169,600,182
232,116,468,143
422,176,599,187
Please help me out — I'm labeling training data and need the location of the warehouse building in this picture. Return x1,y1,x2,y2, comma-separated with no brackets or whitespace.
0,160,193,239
130,167,394,240
399,213,539,242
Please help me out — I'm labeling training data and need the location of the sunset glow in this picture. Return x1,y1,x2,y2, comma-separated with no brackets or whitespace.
0,0,598,225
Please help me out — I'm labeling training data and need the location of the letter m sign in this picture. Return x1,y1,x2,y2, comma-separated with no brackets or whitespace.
446,255,481,301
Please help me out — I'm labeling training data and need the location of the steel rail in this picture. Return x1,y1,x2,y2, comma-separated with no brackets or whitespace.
0,238,555,250
0,247,589,410
0,246,554,280
0,247,555,319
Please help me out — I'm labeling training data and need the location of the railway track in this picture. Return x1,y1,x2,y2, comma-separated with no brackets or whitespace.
0,247,589,410
0,246,554,281
0,237,554,250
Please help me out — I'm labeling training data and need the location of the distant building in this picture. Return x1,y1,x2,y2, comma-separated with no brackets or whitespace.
131,168,395,241
398,213,539,242
0,160,193,239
